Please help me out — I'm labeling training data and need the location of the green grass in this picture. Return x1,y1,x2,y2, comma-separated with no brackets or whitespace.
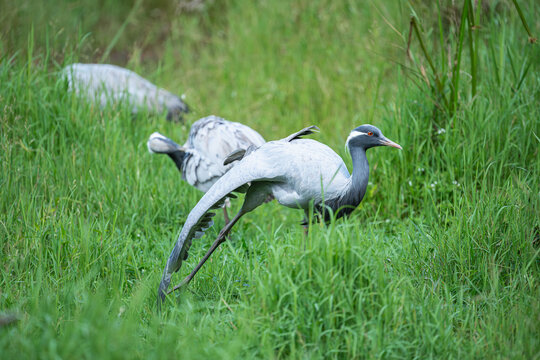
1,1,539,358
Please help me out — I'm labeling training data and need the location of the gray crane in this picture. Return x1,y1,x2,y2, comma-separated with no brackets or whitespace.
157,124,401,304
62,63,189,121
147,115,266,222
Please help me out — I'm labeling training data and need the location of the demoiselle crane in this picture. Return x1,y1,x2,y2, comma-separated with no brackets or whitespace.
157,124,401,304
62,63,189,121
147,115,266,222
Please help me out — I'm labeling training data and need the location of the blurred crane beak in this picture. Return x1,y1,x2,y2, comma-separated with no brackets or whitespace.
380,138,402,150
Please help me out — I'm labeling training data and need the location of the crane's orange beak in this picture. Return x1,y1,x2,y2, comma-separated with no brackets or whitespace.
381,138,402,150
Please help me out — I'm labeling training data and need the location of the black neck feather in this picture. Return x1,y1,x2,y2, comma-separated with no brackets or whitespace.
168,150,189,173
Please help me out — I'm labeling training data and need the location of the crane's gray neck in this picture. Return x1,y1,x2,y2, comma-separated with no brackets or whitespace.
344,146,369,208
315,146,369,222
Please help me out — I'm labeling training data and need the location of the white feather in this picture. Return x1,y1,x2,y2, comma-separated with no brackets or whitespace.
345,131,368,149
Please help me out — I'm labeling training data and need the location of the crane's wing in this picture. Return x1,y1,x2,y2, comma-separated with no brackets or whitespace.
157,152,283,302
187,116,265,164
222,148,247,165
285,125,320,142
223,145,258,165
182,152,228,192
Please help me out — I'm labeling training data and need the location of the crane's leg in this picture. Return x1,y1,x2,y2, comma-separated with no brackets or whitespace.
222,207,230,225
170,209,247,292
302,216,309,251
302,217,309,236
169,184,270,293
302,210,314,250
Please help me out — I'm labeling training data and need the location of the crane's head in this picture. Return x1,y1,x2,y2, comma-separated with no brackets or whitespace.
345,124,402,151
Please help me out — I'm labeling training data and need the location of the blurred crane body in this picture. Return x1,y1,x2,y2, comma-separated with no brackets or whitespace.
147,115,266,221
62,63,189,121
148,115,265,192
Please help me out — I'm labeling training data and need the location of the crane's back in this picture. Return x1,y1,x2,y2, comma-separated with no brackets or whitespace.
244,138,351,209
186,116,265,164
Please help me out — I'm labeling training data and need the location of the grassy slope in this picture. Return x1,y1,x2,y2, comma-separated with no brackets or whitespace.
1,0,539,358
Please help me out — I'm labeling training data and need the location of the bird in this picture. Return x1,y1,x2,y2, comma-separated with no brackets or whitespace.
156,124,401,304
147,115,266,222
62,63,189,121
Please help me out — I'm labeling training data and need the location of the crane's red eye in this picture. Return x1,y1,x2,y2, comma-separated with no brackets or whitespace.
367,132,373,136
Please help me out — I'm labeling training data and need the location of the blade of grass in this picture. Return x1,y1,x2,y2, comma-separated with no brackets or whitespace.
449,0,469,115
513,57,532,93
511,0,537,43
488,41,501,86
466,0,477,98
436,0,446,76
99,0,143,63
408,16,449,110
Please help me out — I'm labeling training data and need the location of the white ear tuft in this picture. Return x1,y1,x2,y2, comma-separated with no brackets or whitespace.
345,131,367,149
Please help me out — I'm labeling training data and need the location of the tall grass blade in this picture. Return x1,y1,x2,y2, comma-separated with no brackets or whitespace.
511,0,537,43
99,0,144,63
449,1,469,115
466,0,477,98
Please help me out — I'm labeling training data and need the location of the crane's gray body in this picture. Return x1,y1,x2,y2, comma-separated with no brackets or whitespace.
157,125,391,299
62,63,189,121
148,115,266,192
246,139,354,209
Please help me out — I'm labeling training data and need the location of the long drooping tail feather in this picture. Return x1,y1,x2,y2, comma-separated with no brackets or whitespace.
156,153,283,306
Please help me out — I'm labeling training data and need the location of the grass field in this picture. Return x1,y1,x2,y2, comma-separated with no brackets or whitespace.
1,0,539,358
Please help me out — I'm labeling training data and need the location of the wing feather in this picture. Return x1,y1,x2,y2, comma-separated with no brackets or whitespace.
285,125,320,142
157,154,282,302
187,115,265,164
